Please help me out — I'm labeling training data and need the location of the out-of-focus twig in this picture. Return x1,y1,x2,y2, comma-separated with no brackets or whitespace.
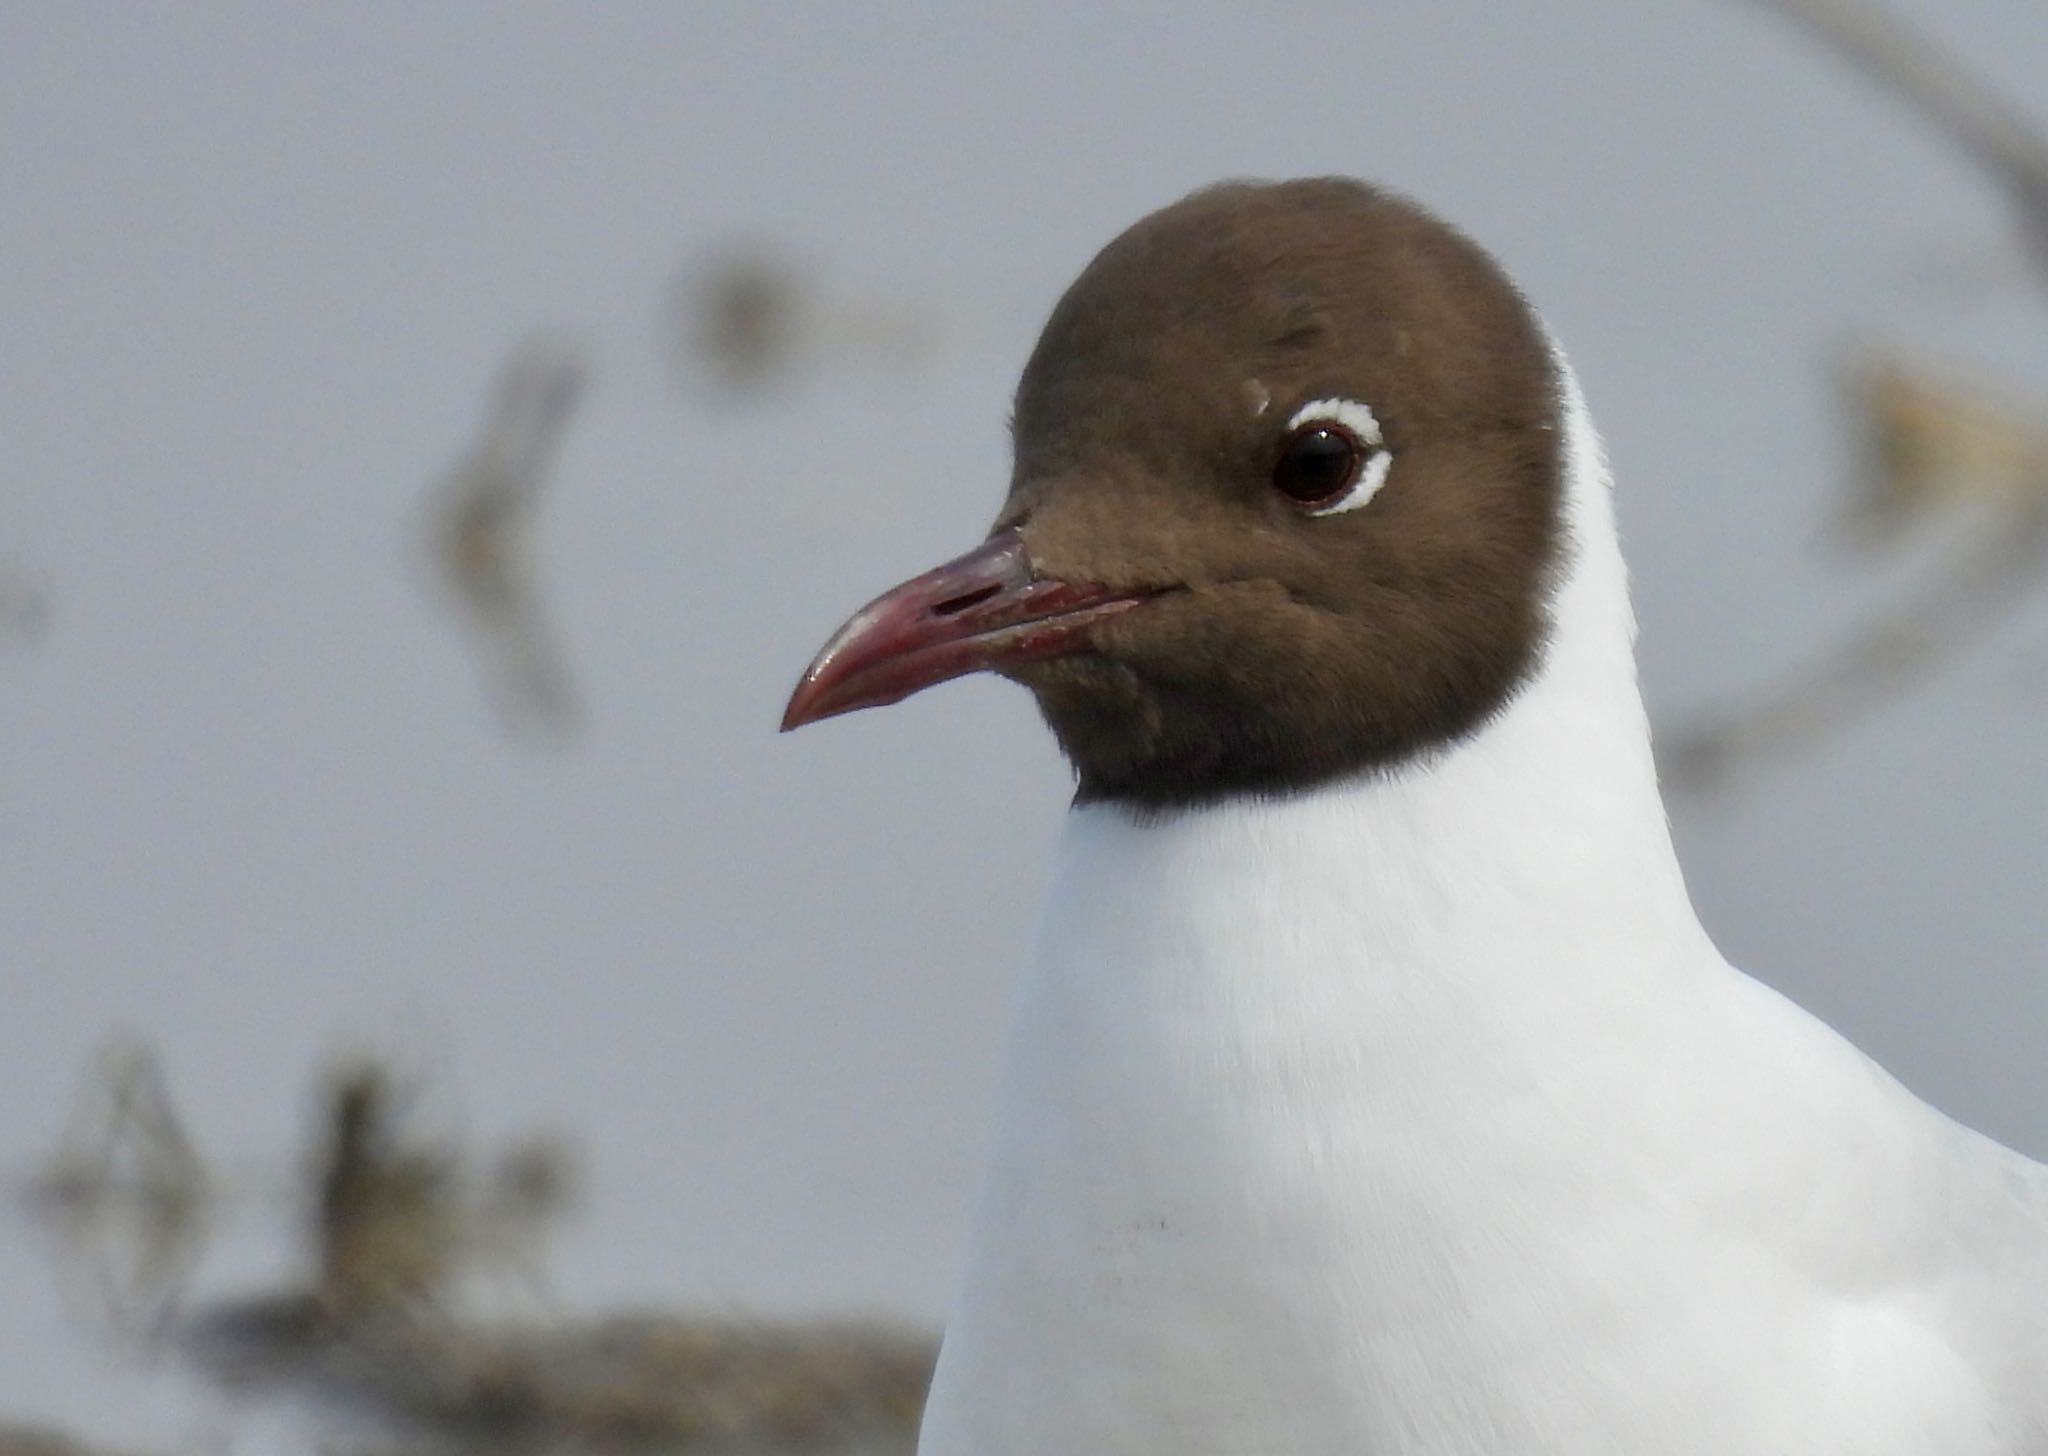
1662,503,2048,795
685,247,812,396
426,335,588,742
1667,1,2048,796
314,1066,459,1318
22,1042,211,1334
1836,350,2048,537
1744,0,2048,285
17,1042,921,1452
307,1061,579,1319
677,242,944,398
1669,351,2048,791
167,1055,919,1453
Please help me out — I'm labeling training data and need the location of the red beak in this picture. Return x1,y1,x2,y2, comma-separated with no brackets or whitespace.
781,528,1146,731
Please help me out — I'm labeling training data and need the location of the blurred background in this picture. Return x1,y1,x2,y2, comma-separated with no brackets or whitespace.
3,2,2045,1451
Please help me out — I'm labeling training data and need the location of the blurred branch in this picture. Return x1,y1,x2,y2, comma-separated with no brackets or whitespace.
1840,351,2048,533
310,1060,579,1319
21,1042,210,1334
1744,0,2048,284
139,1051,924,1454
1666,1,2048,797
12,1042,923,1452
1666,351,2048,794
675,242,946,399
426,334,589,742
1661,503,2048,795
683,246,811,396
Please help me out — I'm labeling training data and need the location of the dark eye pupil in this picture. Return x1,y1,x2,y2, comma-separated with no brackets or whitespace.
1273,425,1361,504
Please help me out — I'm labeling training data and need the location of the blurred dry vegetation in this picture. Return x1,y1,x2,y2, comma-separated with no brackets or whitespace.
678,246,944,399
428,334,592,744
421,251,943,747
13,1044,932,1456
1663,0,2048,794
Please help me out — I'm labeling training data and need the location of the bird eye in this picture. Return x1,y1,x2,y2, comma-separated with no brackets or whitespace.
1273,423,1363,506
1273,397,1394,516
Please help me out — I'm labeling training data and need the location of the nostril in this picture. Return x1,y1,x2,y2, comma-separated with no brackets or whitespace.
931,583,1003,617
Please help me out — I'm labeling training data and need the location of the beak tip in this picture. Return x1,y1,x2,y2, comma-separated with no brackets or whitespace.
782,668,859,732
779,686,820,734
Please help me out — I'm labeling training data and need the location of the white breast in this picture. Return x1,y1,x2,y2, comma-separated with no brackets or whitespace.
921,801,2035,1454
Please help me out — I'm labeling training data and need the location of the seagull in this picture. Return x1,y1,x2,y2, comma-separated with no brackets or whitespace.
781,178,2048,1454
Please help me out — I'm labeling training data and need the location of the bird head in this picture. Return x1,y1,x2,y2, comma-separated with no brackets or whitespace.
783,179,1565,810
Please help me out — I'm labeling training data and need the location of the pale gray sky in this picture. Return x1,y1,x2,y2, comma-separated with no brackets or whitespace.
3,2,2046,1443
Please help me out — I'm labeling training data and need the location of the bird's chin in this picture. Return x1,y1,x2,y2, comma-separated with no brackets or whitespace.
1010,653,1148,720
1011,656,1180,801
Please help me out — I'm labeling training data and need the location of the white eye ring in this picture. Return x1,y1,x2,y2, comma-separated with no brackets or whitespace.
1285,397,1393,516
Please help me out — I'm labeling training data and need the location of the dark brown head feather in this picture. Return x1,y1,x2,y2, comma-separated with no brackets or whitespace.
998,177,1565,809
